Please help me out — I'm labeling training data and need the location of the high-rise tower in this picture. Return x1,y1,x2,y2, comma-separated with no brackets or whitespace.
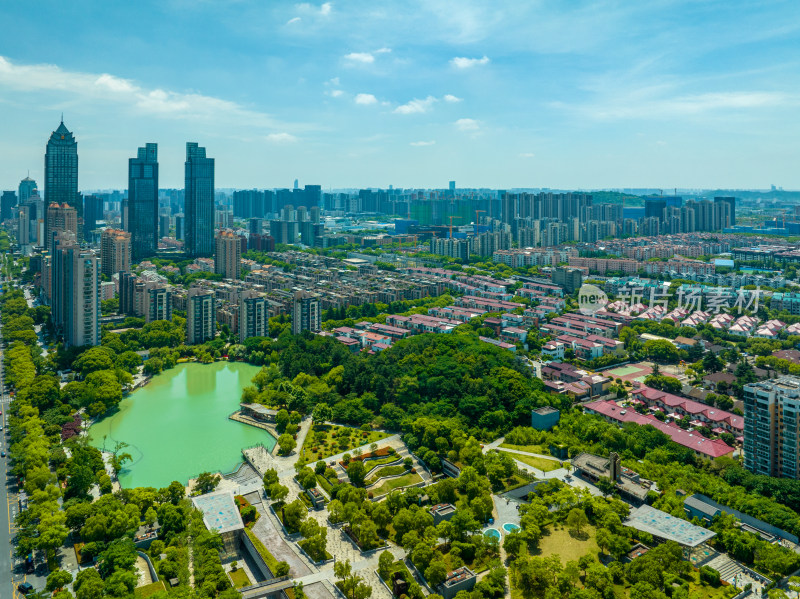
185,143,215,257
44,119,79,236
128,143,159,261
18,176,38,203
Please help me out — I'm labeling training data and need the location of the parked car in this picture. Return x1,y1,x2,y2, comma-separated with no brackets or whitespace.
18,582,33,594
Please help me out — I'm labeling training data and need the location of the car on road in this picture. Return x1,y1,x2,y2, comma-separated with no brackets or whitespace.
18,582,34,594
1,451,5,457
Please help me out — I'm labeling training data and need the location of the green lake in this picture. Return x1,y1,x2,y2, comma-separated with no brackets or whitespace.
89,361,275,489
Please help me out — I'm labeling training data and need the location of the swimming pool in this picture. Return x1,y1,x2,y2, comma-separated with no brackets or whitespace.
502,523,520,534
484,528,501,540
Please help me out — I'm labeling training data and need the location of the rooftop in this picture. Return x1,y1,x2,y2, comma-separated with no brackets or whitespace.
625,505,715,548
191,490,244,535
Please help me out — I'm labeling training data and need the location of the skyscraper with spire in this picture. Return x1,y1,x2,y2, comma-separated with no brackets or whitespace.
128,143,159,261
185,142,214,257
18,175,38,203
44,118,79,237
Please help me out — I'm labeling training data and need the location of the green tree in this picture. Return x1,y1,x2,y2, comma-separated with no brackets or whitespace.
278,434,296,456
347,460,366,487
46,569,74,592
193,471,221,495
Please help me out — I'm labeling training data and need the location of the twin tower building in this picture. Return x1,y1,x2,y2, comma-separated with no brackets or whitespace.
37,120,217,348
43,121,215,261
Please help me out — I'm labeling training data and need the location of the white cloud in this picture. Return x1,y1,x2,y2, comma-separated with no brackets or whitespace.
455,118,480,131
265,132,298,143
344,48,391,65
394,96,437,115
450,55,490,69
553,88,794,121
519,152,535,158
344,52,375,64
354,93,378,105
410,140,436,146
296,2,332,17
329,77,340,86
286,16,301,25
443,94,462,103
328,89,344,98
0,55,288,129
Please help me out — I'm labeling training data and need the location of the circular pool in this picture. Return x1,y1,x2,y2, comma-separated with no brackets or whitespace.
484,528,501,540
502,523,520,534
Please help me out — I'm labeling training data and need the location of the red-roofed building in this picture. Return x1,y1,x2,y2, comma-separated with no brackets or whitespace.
584,399,735,459
631,386,742,433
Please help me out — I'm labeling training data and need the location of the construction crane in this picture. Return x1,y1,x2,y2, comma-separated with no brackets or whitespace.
475,210,485,233
448,215,462,239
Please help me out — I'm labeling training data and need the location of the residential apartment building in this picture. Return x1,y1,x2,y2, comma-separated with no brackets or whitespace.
215,229,242,279
239,290,268,341
743,376,800,479
187,287,216,344
100,228,131,277
292,290,321,335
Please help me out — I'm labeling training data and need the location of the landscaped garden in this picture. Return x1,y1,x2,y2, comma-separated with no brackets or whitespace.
228,565,252,589
300,423,392,462
499,451,562,473
368,471,424,497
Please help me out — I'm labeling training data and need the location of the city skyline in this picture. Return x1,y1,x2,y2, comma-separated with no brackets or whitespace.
1,0,799,190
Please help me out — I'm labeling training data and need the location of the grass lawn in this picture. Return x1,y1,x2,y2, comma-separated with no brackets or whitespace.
537,524,599,565
496,473,532,493
300,424,392,462
135,581,167,598
379,559,414,583
500,443,550,455
363,455,401,470
228,567,252,589
245,528,283,574
501,451,562,472
369,472,423,497
366,465,408,485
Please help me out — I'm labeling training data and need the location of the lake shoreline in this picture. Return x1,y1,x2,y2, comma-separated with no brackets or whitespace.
87,361,274,489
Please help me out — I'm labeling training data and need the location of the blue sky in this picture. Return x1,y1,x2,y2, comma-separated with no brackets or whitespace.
0,0,798,190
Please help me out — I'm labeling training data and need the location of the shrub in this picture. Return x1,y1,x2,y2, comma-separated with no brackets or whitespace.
699,566,720,587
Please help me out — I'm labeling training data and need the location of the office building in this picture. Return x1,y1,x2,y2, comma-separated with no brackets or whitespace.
743,376,800,479
215,229,242,279
45,202,78,250
239,290,268,341
187,287,216,344
310,206,321,224
185,142,215,257
292,291,321,335
175,214,185,240
100,229,131,277
553,266,584,294
18,176,37,203
644,197,666,222
128,143,159,261
83,194,103,242
304,185,321,209
1,191,17,222
159,214,170,239
44,119,80,235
